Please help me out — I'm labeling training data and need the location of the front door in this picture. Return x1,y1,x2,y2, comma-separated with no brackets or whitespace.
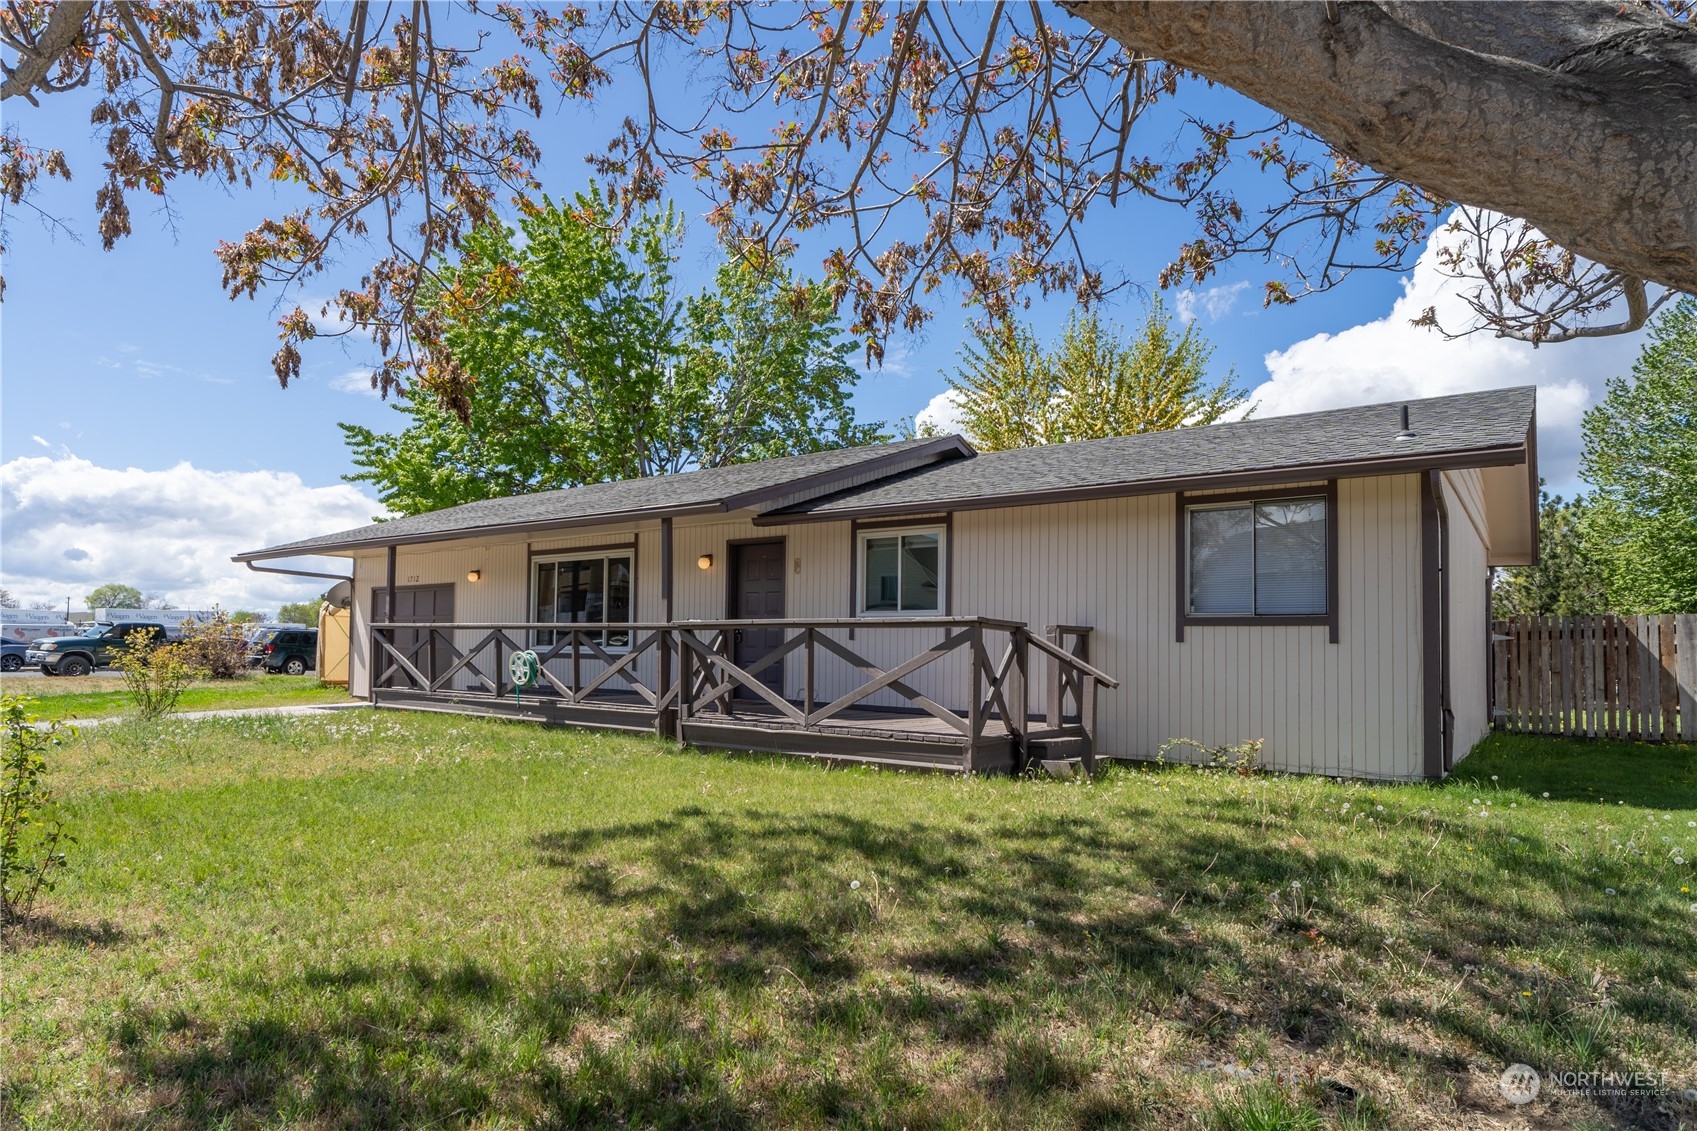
731,541,786,698
372,584,455,688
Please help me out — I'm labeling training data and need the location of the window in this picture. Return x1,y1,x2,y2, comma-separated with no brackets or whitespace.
532,553,632,648
858,527,944,615
1187,496,1327,617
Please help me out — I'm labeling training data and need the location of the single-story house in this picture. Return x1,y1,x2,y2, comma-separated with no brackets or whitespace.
236,386,1537,780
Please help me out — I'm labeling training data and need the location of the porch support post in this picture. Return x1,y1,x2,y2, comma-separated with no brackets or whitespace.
381,544,397,694
658,516,676,740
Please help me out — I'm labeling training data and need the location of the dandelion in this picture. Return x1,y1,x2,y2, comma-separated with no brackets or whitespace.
1543,792,1551,799
1473,798,1482,805
849,880,861,890
1375,804,1384,812
1521,990,1532,997
1026,919,1035,928
1492,775,1499,781
1605,888,1617,895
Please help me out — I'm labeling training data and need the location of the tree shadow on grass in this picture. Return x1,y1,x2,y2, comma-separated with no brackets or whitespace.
1,911,130,950
94,782,1693,1129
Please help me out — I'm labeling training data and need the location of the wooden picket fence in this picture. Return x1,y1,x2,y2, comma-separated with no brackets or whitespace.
1491,615,1697,742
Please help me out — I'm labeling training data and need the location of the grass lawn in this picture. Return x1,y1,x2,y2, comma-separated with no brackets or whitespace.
3,713,1694,1130
0,674,352,721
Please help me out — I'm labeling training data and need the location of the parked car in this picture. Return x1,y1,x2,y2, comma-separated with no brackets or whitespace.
26,622,168,676
251,628,318,675
1,640,30,672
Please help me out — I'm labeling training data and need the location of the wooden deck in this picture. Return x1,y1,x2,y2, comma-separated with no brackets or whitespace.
368,618,1118,776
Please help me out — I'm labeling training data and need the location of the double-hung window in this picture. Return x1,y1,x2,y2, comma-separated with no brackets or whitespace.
532,552,632,648
1187,496,1327,618
858,527,945,615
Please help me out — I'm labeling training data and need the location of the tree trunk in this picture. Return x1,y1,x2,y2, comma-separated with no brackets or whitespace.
1069,1,1697,295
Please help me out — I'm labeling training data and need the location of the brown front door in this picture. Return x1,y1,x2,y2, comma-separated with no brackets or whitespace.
372,584,455,688
731,541,785,698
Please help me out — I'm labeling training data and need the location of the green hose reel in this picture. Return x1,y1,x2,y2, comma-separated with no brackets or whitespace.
509,649,541,704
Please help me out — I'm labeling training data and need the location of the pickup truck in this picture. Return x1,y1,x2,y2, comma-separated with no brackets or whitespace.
27,622,171,677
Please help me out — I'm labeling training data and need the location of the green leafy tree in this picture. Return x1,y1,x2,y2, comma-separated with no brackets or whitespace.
1491,490,1610,617
677,258,886,468
83,584,143,611
1579,295,1697,613
276,602,323,626
342,189,883,517
948,301,1251,452
227,611,265,625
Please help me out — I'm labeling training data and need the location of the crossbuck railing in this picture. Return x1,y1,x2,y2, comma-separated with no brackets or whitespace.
370,617,1119,769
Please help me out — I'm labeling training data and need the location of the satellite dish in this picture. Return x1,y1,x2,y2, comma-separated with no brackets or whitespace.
325,580,353,609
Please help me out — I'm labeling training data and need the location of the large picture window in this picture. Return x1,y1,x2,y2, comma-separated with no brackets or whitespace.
1188,496,1327,617
858,527,944,615
532,552,632,648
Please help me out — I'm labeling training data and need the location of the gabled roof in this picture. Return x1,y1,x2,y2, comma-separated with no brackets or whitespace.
759,387,1537,522
234,435,972,561
237,387,1537,563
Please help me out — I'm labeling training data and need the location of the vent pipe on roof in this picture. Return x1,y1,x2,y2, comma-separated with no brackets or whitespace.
1393,405,1416,442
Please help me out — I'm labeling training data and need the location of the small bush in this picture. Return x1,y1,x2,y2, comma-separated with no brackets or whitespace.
176,612,250,680
111,637,196,719
1157,736,1266,775
0,697,74,924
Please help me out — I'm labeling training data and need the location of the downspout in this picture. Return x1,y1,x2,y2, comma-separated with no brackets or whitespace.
1419,471,1452,779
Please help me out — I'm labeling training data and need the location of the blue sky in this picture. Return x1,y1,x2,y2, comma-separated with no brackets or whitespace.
0,10,1650,611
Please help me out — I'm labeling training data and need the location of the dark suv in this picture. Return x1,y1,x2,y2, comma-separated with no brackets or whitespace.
252,628,318,675
27,622,168,676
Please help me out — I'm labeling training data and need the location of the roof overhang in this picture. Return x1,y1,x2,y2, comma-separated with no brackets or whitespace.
753,442,1533,526
230,434,977,563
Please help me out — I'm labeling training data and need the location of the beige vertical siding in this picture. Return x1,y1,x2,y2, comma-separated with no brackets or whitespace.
1442,468,1492,761
948,475,1425,779
340,472,1432,778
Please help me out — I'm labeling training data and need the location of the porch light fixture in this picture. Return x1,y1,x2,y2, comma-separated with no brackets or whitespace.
697,553,714,570
466,569,482,582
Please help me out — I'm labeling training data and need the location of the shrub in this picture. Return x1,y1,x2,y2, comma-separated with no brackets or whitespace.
111,637,196,719
0,697,74,924
176,612,251,680
1157,736,1267,775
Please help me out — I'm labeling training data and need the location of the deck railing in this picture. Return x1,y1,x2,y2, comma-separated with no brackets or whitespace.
369,617,1119,770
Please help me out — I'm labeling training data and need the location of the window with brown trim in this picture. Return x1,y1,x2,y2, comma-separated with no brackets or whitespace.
1177,483,1339,641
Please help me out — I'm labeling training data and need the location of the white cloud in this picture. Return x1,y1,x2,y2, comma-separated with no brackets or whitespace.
914,388,965,436
329,368,381,397
0,457,383,612
1176,280,1250,325
1250,229,1646,493
30,435,49,448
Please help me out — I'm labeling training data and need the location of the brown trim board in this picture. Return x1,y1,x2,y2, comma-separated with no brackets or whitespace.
717,435,972,512
1174,481,1339,644
1420,471,1451,779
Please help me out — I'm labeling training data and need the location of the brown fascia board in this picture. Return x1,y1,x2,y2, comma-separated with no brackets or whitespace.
230,437,976,563
750,442,1530,526
1524,409,1541,568
230,501,727,563
717,434,974,512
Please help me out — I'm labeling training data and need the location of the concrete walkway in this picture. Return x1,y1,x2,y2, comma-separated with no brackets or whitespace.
42,701,372,729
